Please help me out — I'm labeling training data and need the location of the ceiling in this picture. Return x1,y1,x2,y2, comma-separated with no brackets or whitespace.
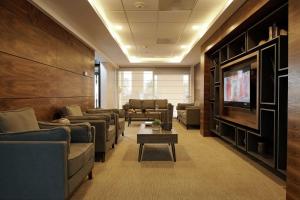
89,0,232,63
29,0,245,67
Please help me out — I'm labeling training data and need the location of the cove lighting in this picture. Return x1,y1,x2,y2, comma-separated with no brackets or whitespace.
88,0,234,64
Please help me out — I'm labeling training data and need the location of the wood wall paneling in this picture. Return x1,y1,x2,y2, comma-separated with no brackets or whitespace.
0,0,94,120
287,0,300,199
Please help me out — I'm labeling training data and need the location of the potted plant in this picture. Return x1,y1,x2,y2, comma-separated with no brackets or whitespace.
152,119,161,131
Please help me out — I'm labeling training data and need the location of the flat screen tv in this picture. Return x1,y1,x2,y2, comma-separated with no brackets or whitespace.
223,65,251,108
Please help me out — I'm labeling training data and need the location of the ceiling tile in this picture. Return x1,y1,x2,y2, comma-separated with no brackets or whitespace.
126,11,158,23
130,23,157,37
106,11,127,23
159,0,196,11
194,0,225,10
158,11,191,23
157,23,185,40
122,0,159,11
134,36,156,46
97,0,123,10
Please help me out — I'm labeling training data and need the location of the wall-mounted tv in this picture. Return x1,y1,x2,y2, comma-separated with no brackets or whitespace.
223,65,251,108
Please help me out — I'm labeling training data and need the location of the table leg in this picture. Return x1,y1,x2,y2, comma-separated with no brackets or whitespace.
128,117,131,127
171,143,176,162
138,144,144,162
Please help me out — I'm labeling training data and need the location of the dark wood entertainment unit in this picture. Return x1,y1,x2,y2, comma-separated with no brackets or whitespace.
206,1,288,177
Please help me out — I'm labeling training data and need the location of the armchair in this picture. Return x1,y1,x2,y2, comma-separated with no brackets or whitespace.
0,107,94,200
176,102,200,129
63,105,116,162
86,108,125,144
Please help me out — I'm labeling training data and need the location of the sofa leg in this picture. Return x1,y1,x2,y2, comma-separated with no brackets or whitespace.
186,125,189,129
88,171,93,180
112,143,115,149
101,152,106,162
95,152,101,162
122,131,124,136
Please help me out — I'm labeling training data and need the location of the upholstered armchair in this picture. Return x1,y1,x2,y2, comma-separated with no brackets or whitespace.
86,108,125,144
63,105,116,162
176,102,200,129
0,107,94,200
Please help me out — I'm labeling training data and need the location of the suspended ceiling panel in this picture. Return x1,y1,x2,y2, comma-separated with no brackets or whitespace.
89,0,235,63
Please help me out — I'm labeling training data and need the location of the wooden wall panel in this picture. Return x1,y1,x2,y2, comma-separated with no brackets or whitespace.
0,0,94,120
0,97,94,121
287,0,300,199
0,53,93,98
197,0,268,136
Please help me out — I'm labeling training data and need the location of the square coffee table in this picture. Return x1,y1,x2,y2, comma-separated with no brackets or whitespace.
137,123,178,162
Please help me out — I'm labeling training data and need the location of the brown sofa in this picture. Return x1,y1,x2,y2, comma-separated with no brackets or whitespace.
123,99,173,130
176,102,200,129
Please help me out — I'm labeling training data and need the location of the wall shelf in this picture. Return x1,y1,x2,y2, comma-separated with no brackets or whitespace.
206,1,288,177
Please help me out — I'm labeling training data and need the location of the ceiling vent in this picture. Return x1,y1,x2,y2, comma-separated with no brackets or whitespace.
156,38,176,44
159,0,196,11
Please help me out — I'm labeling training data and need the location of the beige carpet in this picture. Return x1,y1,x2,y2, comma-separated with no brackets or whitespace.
71,120,285,200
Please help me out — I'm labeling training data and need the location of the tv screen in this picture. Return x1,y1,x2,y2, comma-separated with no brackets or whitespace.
224,66,250,108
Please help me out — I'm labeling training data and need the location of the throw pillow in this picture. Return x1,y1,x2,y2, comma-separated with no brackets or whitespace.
0,107,40,133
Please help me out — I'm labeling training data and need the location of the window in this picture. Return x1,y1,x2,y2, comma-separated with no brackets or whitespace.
118,68,191,117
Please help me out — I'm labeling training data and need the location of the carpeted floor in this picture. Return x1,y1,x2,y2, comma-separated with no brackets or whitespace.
71,120,285,200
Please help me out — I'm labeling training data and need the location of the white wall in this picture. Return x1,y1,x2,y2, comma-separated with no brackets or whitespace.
100,62,117,108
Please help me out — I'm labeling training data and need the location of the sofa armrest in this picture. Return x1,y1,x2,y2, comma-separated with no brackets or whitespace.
186,107,200,125
176,103,194,110
0,127,71,153
38,122,93,143
0,141,68,199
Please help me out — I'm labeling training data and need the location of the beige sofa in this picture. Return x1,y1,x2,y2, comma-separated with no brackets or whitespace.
123,99,173,130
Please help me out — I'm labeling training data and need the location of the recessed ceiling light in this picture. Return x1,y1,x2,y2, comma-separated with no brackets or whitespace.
125,45,132,49
192,25,200,30
114,25,123,31
180,45,187,49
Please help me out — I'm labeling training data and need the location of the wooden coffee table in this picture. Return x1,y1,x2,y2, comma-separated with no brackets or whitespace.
137,123,178,162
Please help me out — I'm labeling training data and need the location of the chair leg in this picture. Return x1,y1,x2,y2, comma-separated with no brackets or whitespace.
88,170,93,180
122,131,124,136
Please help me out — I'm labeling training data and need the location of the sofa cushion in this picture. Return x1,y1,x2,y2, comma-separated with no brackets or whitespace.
0,107,40,133
129,99,142,109
68,143,94,178
107,125,116,141
143,100,155,109
65,105,83,116
155,99,168,109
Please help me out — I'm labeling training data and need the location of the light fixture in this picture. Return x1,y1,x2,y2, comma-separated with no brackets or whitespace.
125,45,132,49
192,25,200,30
180,45,187,49
114,25,123,31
